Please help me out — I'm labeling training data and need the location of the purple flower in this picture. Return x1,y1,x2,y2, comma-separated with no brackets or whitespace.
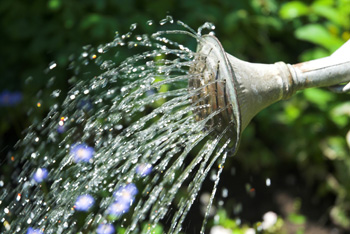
107,201,130,217
107,184,138,217
78,99,93,111
33,168,48,183
74,194,95,211
113,183,138,205
26,227,43,234
136,163,152,177
70,143,94,163
0,90,22,107
96,223,115,234
57,125,66,134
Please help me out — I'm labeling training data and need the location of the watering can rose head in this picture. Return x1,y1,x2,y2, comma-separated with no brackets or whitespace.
190,35,350,153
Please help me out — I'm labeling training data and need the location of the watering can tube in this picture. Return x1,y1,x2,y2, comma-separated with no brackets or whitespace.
289,40,350,93
191,35,350,140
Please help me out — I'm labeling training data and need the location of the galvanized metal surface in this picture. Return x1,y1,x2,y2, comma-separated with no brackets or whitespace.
290,45,350,92
189,35,241,149
191,35,350,149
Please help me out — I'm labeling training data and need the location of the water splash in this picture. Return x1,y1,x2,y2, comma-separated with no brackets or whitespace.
197,22,216,36
0,19,237,234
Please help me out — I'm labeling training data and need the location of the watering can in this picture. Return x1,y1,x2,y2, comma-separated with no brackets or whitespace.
189,35,350,150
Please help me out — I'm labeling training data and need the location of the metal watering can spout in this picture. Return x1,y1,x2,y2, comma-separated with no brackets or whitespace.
189,35,350,150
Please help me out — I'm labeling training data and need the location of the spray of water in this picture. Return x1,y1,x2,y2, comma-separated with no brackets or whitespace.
0,17,237,234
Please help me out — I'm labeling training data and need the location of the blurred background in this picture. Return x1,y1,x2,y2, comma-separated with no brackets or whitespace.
1,0,350,233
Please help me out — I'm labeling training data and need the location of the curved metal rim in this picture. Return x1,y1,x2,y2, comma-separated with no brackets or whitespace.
197,35,242,150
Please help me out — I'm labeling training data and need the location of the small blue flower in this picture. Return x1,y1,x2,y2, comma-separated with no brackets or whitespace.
74,194,95,211
107,201,130,217
96,223,115,234
78,99,93,111
136,163,152,177
70,143,94,163
57,125,66,134
0,90,22,107
113,183,138,205
33,168,48,183
26,227,43,234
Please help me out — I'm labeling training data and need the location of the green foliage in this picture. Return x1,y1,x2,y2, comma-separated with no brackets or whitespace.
280,1,310,19
288,213,306,225
280,0,350,58
295,24,344,52
141,223,164,234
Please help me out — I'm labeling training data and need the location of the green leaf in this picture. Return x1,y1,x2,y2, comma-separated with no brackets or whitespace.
313,0,333,5
48,0,61,10
142,223,163,234
330,206,350,228
117,227,126,234
295,24,344,52
222,218,237,229
279,1,309,19
330,102,350,127
288,213,306,224
303,88,335,109
299,47,330,61
311,3,343,25
322,136,348,160
285,104,301,122
81,14,102,30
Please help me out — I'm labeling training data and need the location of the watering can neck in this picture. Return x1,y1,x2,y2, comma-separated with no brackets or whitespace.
286,41,350,94
191,35,350,148
225,39,350,130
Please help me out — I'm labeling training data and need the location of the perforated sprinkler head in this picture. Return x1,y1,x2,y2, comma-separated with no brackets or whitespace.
189,35,241,150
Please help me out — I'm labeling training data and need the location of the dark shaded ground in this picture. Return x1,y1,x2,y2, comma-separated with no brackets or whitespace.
181,156,347,234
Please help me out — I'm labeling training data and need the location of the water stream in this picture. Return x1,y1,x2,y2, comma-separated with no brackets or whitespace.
0,17,237,234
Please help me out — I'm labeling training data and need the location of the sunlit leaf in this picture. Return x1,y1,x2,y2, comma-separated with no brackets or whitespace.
321,136,347,160
311,3,343,26
48,0,61,10
330,206,350,228
295,24,344,52
299,47,330,61
303,88,335,109
285,104,301,122
288,213,306,224
141,223,164,234
279,1,309,19
330,102,350,127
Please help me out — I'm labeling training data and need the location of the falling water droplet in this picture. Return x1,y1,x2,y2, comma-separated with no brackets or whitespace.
49,62,57,70
159,15,174,25
130,23,137,31
51,89,61,98
222,188,228,198
197,22,216,36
